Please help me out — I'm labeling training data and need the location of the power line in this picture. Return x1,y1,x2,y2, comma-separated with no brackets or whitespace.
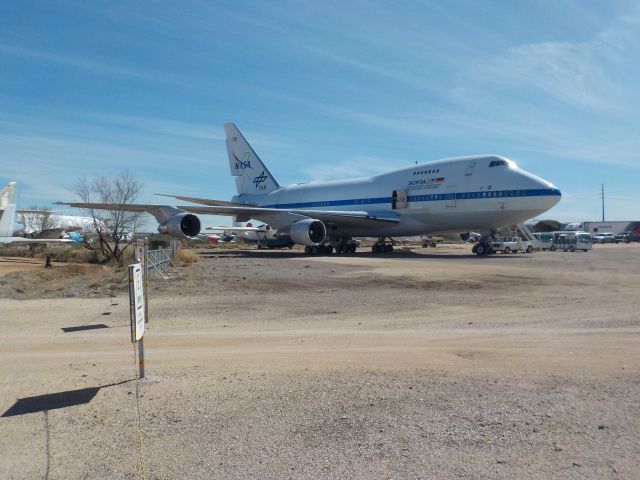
600,184,605,222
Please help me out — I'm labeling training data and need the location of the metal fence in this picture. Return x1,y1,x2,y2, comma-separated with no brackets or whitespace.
145,240,179,283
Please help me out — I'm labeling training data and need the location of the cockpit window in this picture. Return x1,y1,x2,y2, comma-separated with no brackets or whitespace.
489,159,508,167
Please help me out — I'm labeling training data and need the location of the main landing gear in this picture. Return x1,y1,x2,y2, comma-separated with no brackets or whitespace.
371,237,394,253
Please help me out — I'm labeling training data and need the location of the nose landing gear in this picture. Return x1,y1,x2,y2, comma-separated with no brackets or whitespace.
472,239,494,256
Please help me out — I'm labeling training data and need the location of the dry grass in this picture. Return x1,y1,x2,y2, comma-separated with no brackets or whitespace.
175,248,200,265
0,262,128,299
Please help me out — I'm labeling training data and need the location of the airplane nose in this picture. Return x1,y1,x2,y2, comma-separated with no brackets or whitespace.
517,168,561,213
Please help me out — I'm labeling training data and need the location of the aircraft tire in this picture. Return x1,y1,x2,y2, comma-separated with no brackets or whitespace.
325,245,333,254
304,246,310,255
310,246,319,255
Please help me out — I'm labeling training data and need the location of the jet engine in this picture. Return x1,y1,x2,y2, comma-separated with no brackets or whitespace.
157,213,201,238
289,219,327,246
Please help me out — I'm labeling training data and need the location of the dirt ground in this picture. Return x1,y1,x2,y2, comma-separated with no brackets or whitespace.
0,243,639,479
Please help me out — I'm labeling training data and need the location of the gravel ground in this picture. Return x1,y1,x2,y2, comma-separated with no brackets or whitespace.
1,243,639,479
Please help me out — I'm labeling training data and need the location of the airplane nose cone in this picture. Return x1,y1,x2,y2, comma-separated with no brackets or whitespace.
517,168,561,214
531,176,561,209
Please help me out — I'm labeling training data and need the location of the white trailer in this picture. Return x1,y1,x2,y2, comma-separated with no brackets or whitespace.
582,221,635,235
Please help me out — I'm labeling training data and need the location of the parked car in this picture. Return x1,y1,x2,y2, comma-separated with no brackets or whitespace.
593,232,616,244
613,231,635,243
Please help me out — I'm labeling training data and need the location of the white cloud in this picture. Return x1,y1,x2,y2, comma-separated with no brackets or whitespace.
303,155,403,182
0,45,193,86
461,10,640,111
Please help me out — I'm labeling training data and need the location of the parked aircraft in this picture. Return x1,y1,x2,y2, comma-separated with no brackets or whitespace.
0,182,76,245
59,123,561,256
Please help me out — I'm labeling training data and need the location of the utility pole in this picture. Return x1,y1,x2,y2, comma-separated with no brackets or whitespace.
600,184,605,222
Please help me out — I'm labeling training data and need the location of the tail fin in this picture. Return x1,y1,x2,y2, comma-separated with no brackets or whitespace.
0,182,16,210
0,204,16,237
224,123,280,195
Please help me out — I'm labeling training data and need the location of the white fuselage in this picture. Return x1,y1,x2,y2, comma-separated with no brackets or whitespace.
232,155,561,237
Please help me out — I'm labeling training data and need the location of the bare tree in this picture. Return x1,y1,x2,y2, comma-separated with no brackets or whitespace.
73,172,144,265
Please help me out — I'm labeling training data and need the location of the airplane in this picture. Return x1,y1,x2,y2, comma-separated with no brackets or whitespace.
0,182,77,245
58,123,562,256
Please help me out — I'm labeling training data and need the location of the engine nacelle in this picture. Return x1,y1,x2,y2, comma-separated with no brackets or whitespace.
289,219,327,246
157,213,201,239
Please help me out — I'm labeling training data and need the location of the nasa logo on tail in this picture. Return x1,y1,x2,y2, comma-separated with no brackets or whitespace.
232,152,252,170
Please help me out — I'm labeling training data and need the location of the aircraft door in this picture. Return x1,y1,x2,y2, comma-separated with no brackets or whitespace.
392,189,407,209
445,186,457,208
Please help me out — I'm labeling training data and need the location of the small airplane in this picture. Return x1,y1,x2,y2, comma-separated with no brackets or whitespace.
0,182,78,245
59,123,561,256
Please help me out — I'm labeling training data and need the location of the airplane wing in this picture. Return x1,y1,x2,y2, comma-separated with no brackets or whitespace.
56,202,401,228
176,205,400,226
155,194,256,207
155,195,400,226
15,209,54,214
0,237,75,245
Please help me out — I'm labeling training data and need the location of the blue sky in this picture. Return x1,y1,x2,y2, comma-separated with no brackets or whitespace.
1,0,639,225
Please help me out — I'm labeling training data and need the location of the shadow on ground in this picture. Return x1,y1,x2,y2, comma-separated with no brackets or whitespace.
2,379,135,417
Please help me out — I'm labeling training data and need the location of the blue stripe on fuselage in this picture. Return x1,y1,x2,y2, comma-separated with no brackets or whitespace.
262,188,561,209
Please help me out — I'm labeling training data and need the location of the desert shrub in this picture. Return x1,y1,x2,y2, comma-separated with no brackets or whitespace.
176,248,199,265
0,246,31,257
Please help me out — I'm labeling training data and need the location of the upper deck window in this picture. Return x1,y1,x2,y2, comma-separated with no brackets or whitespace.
489,159,508,167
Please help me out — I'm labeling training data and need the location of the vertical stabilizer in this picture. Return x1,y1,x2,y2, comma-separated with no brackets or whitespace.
224,123,280,195
0,204,16,237
0,182,16,209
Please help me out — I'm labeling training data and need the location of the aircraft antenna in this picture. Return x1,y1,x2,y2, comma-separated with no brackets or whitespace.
600,184,605,222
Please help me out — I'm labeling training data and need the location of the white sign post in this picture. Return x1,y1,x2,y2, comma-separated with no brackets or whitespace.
135,238,150,324
129,263,146,378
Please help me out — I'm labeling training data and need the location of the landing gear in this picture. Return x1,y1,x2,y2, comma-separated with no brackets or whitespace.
474,241,493,256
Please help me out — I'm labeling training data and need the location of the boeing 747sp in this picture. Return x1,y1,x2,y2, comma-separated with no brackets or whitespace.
59,123,561,256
